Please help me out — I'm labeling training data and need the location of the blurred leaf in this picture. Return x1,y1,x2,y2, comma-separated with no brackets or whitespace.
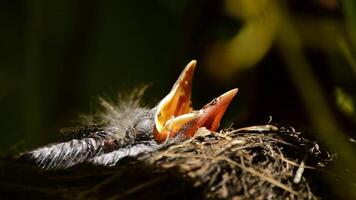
335,87,354,117
204,0,280,80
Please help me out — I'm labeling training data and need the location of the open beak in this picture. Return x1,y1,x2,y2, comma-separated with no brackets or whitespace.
153,60,238,143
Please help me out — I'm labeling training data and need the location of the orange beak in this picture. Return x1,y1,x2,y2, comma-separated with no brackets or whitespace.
153,60,238,143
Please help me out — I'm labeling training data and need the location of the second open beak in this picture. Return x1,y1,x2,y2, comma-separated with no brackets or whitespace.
153,60,238,143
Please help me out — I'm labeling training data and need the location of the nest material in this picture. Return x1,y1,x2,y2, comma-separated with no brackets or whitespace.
143,126,330,200
0,125,331,200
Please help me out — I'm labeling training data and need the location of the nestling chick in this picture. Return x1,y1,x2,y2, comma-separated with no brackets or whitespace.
20,60,237,169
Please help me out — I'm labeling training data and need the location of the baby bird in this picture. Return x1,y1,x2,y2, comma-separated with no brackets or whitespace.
21,60,237,169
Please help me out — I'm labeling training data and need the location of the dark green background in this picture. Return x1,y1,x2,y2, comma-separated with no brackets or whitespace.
1,0,192,150
0,0,355,156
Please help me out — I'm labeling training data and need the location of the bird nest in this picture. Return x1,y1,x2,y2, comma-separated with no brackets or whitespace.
0,125,332,200
140,126,330,200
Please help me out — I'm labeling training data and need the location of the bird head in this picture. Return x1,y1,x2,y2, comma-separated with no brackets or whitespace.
153,60,238,143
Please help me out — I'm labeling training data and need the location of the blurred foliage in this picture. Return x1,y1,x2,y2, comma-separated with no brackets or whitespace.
0,0,356,198
335,87,354,117
204,0,280,79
